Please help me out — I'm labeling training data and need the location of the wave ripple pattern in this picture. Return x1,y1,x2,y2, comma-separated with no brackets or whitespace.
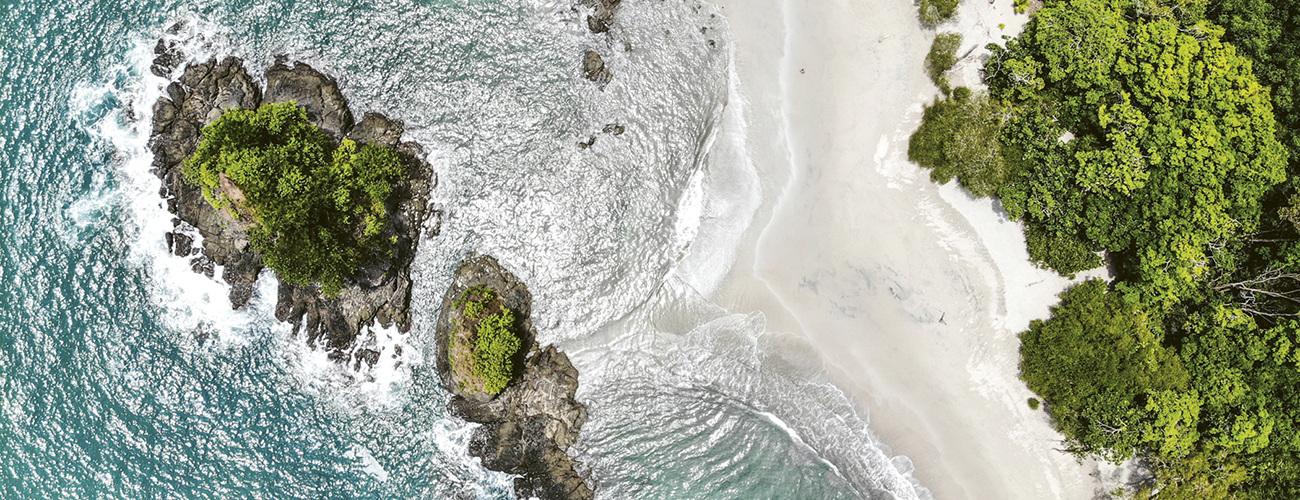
0,0,923,499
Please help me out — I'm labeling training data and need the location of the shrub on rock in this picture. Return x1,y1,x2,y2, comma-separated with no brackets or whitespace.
453,286,522,395
182,102,404,296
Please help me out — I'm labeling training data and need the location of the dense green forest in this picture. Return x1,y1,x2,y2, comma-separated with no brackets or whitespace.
909,0,1300,496
184,102,405,296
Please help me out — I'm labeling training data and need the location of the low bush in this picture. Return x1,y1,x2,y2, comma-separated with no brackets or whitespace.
907,87,1016,198
1024,223,1102,277
455,286,522,395
925,32,963,92
918,0,959,27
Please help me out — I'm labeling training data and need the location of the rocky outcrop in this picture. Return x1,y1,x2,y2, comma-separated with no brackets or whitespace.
582,51,612,87
151,56,266,307
264,61,354,139
148,51,436,363
436,255,593,500
582,0,620,33
578,0,618,89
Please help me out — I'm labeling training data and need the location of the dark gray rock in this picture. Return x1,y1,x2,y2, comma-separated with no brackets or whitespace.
150,56,264,308
436,255,593,500
169,231,193,257
346,112,404,149
151,38,184,78
264,62,354,139
149,52,436,360
582,51,612,87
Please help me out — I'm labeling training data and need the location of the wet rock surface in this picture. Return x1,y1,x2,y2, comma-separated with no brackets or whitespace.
436,255,593,500
148,52,436,362
582,0,620,33
582,50,612,87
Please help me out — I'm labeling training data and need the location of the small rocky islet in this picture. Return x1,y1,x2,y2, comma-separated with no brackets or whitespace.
149,37,597,500
435,255,592,500
146,1,628,497
148,50,435,364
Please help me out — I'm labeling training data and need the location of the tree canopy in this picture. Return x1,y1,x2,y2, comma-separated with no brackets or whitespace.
183,102,405,296
985,0,1287,303
907,0,1300,495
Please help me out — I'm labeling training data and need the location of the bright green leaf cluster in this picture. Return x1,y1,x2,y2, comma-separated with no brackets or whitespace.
983,0,1287,302
474,308,520,395
182,102,405,296
455,286,522,396
909,0,1300,495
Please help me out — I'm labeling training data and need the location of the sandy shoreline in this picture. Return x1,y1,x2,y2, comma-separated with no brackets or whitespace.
697,0,1113,498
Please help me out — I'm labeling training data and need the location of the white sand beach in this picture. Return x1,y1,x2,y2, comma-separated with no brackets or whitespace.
697,0,1118,498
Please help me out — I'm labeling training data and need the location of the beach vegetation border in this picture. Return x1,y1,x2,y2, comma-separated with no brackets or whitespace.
924,32,963,93
908,0,1300,495
917,0,959,27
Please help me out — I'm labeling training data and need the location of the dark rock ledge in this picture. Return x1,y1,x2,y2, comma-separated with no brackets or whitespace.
148,47,437,364
435,255,593,500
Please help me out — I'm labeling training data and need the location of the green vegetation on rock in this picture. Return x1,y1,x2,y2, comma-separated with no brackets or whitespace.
454,286,522,395
182,102,405,296
907,0,1300,495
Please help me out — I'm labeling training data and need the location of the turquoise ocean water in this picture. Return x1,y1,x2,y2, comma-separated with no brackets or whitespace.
0,1,925,498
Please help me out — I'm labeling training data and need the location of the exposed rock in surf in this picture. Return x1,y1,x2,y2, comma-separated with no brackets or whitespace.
151,38,184,78
582,50,612,87
148,53,436,363
583,0,620,33
435,255,594,500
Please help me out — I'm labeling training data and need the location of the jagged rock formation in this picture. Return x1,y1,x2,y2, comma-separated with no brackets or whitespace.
582,50,612,87
435,255,593,500
148,47,436,363
579,0,618,89
582,0,620,33
263,61,354,139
